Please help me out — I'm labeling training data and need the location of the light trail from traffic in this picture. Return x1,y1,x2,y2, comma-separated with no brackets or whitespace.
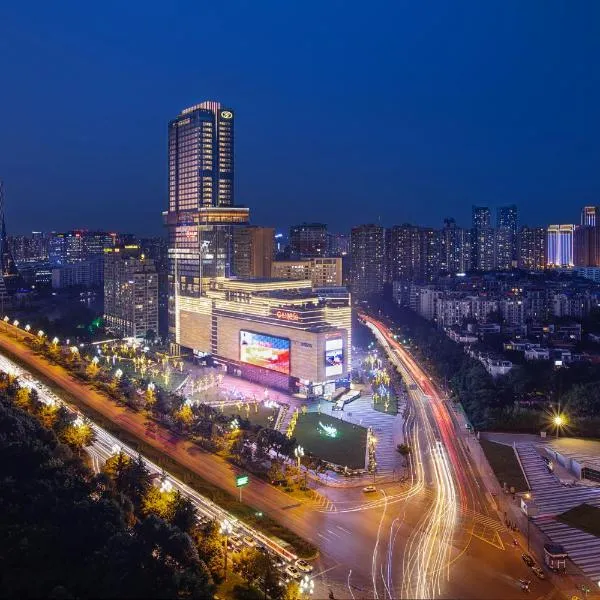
361,313,460,599
0,352,298,563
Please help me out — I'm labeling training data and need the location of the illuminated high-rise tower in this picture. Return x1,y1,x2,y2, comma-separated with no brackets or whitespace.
165,101,249,345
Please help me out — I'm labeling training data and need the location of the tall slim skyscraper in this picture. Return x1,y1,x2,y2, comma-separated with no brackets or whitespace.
497,204,518,263
581,206,600,226
497,205,518,234
166,101,249,344
350,225,385,299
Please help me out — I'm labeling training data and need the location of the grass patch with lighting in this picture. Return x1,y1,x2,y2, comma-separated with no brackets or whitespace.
219,403,279,430
558,503,600,537
293,412,367,469
480,438,528,492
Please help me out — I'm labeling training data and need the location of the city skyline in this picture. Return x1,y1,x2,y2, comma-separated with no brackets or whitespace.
2,2,600,235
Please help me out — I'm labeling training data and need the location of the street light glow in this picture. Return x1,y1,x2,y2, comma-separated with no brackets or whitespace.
220,519,233,536
300,575,314,596
553,415,564,427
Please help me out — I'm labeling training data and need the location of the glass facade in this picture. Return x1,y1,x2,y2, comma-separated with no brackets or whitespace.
167,101,246,345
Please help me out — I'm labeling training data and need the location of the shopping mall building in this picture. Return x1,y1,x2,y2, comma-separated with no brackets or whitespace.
165,100,351,396
174,278,351,396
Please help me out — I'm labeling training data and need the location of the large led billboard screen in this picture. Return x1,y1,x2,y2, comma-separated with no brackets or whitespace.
240,330,291,375
325,338,344,377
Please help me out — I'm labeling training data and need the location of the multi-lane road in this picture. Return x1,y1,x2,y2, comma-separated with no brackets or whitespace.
0,320,558,599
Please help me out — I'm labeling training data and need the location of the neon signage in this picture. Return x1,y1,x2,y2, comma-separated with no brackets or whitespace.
275,310,300,322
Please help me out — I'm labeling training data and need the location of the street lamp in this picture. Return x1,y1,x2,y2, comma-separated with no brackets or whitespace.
220,519,233,581
299,575,314,597
295,445,305,469
553,414,565,439
38,330,44,338
159,478,173,494
24,324,30,332
12,319,18,327
52,337,59,345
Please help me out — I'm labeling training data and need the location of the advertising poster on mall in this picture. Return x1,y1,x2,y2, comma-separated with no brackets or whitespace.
240,330,291,374
325,338,343,376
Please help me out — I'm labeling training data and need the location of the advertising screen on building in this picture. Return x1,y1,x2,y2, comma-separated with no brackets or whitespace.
240,330,290,374
325,338,344,377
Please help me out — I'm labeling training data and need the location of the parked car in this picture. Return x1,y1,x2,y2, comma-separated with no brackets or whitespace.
521,553,535,567
242,535,256,547
295,559,313,573
532,566,545,579
285,565,301,580
363,485,377,493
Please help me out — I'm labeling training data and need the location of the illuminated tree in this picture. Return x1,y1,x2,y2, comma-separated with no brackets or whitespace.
141,485,175,520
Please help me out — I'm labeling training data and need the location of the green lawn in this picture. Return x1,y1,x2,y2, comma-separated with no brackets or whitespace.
558,503,600,537
293,412,368,469
480,438,529,492
219,403,279,430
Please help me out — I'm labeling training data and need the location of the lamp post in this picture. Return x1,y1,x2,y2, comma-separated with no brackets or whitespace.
553,414,564,439
300,575,314,598
524,492,532,552
295,445,305,469
220,519,233,581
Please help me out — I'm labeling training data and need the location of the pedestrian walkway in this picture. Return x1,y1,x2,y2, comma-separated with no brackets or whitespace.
535,516,600,584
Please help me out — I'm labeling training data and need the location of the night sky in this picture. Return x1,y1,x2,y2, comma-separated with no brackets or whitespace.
1,1,599,235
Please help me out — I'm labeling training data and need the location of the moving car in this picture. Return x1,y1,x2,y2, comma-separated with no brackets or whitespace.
531,566,545,579
242,535,256,547
363,485,377,493
521,553,535,567
295,559,313,573
285,565,301,580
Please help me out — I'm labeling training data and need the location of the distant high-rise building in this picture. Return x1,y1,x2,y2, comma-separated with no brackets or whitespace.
473,227,495,271
497,204,518,261
581,206,600,226
547,225,575,267
472,206,491,229
289,223,327,258
327,232,350,257
166,101,249,344
517,227,547,271
233,226,274,278
350,225,385,298
271,257,343,287
104,245,158,338
497,205,518,234
573,225,600,267
388,225,421,281
0,181,23,300
48,230,115,265
140,236,169,339
439,219,472,274
494,228,514,270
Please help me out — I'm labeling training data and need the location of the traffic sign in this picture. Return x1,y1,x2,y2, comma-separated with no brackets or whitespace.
236,474,249,487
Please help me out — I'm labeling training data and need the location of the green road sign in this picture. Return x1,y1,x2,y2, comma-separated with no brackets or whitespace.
236,474,249,487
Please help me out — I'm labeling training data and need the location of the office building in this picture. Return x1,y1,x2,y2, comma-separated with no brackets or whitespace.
104,245,158,338
289,223,327,257
439,219,472,274
271,257,343,287
233,226,274,278
547,225,575,268
518,227,547,271
581,206,600,226
472,206,491,229
165,101,249,343
350,224,385,298
48,230,115,265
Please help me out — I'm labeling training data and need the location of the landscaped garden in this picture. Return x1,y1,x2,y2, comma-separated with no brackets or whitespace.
219,402,279,430
292,412,368,469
